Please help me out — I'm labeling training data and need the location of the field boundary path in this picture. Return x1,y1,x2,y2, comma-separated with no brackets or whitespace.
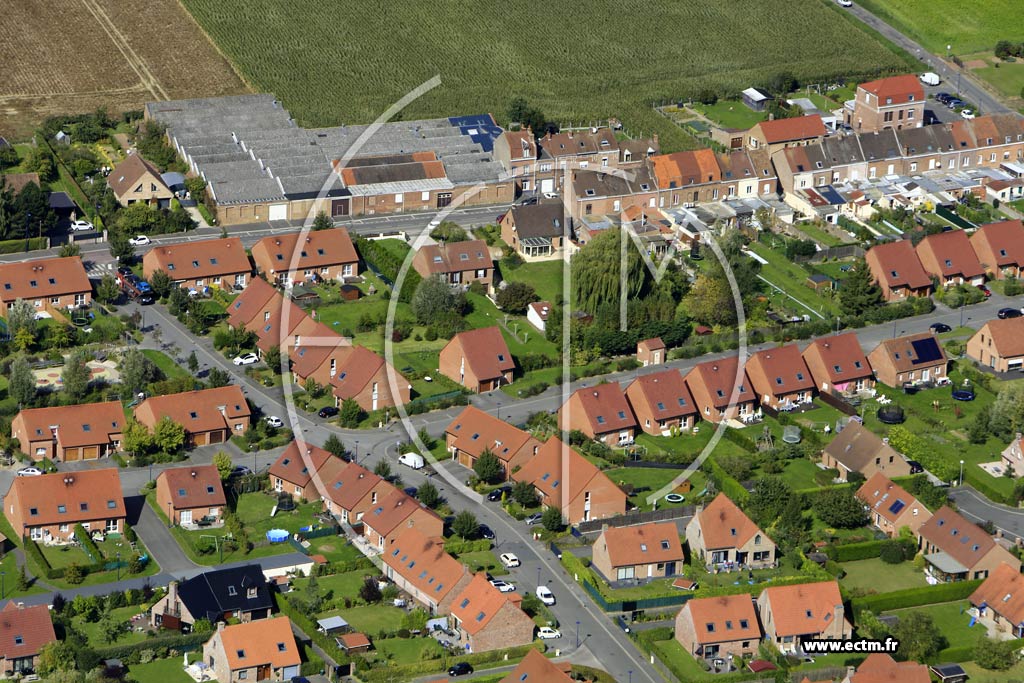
77,0,169,101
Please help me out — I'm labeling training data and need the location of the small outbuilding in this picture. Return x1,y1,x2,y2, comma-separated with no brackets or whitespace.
742,88,774,112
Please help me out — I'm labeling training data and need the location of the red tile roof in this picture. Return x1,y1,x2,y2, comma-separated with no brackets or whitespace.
443,327,514,382
682,594,760,645
414,240,492,276
694,493,768,550
566,383,637,434
867,240,931,290
363,488,440,538
6,469,125,527
226,277,278,328
625,369,697,421
971,220,1024,268
859,75,925,106
760,581,844,637
324,461,386,511
918,506,1005,572
850,653,930,683
801,332,872,386
514,437,621,507
157,465,226,511
268,441,336,488
651,149,722,189
969,561,1024,627
638,337,665,352
251,228,357,276
0,602,56,659
445,406,537,463
219,616,300,670
134,385,250,433
856,472,926,524
685,356,754,409
744,344,814,398
14,401,124,448
450,573,517,636
499,649,573,683
916,230,984,279
382,527,466,605
753,115,826,144
0,256,91,304
144,237,251,281
598,521,683,568
973,318,1024,359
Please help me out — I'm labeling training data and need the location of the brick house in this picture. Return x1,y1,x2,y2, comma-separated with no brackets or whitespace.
744,344,815,410
142,237,251,291
675,594,761,662
745,114,827,156
5,469,125,543
202,617,300,683
155,465,226,526
499,203,565,259
499,649,574,683
108,153,173,207
917,506,1021,582
448,573,535,653
445,406,541,477
856,472,932,537
636,337,666,366
915,230,985,287
492,129,538,193
0,256,91,316
624,368,698,436
11,401,125,462
134,385,251,447
847,653,931,683
970,220,1024,279
757,581,851,654
864,240,933,301
439,327,515,392
559,383,637,447
412,239,493,288
686,493,775,569
268,441,346,502
867,332,948,387
682,356,758,423
969,562,1024,639
820,422,911,482
381,527,472,614
226,276,278,330
968,318,1024,373
512,437,627,523
535,127,626,194
322,462,393,525
291,336,411,412
591,521,684,582
150,564,273,630
362,489,443,551
564,166,660,225
801,332,874,397
240,288,321,356
845,75,925,132
0,602,56,676
250,228,358,286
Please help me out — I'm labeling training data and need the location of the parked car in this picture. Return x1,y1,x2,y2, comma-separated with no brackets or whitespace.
232,352,259,365
128,235,151,246
947,98,964,109
536,586,556,606
929,322,952,334
961,109,976,120
117,266,133,277
478,524,495,540
499,553,520,568
69,220,93,232
16,467,42,477
137,293,155,305
448,663,473,677
919,72,941,86
229,466,252,478
263,415,284,428
318,406,339,419
999,307,1023,319
525,512,544,526
907,460,924,474
836,0,852,6
537,626,561,640
487,486,511,502
489,579,516,593
977,284,992,298
542,192,559,199
398,452,425,469
403,486,418,497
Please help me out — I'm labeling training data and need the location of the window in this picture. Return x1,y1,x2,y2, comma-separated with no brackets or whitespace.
228,586,237,596
80,503,88,512
706,623,716,633
57,505,66,514
277,643,287,652
239,673,247,681
13,636,23,646
29,508,38,517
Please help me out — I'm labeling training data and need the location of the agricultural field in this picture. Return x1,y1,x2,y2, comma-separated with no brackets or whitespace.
181,0,911,151
0,0,248,140
854,0,1023,55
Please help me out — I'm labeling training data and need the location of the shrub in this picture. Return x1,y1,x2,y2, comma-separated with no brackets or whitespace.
851,580,983,615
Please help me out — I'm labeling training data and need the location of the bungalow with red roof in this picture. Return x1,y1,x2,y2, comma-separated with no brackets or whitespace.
5,469,125,543
250,228,358,286
0,256,92,316
559,383,637,447
917,506,1020,582
970,220,1024,279
821,421,910,482
915,230,985,287
967,318,1024,373
445,406,541,477
801,332,874,397
11,401,125,462
682,356,758,423
202,616,300,683
242,289,321,356
592,521,684,581
969,562,1024,639
746,114,827,156
847,653,930,683
846,75,924,133
226,277,278,330
439,327,515,393
864,240,933,301
108,153,173,207
744,344,815,410
381,528,473,614
624,369,698,436
0,602,57,676
448,573,535,653
142,237,251,291
857,472,932,537
290,334,411,412
685,493,775,569
362,489,443,551
134,385,251,447
757,581,851,654
268,441,347,502
412,239,494,288
675,594,761,662
322,462,393,525
155,464,226,527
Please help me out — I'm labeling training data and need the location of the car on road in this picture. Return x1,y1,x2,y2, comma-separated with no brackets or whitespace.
69,220,93,232
317,406,339,419
542,192,559,199
230,466,252,478
263,415,284,428
961,109,976,120
536,586,556,606
489,579,516,593
525,512,544,525
447,663,473,677
233,352,259,366
486,486,511,501
137,293,155,305
16,467,42,477
499,553,520,568
836,0,852,6
999,308,1024,319
929,322,952,334
478,524,495,540
128,235,151,246
537,626,561,639
919,72,941,86
977,284,992,298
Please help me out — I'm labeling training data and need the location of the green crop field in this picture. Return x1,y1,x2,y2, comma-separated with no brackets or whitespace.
181,0,910,152
855,0,1024,55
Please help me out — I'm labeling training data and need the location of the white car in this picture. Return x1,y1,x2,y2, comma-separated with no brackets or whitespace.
128,235,151,246
263,416,284,428
542,192,559,199
536,586,555,606
232,352,259,366
16,467,42,477
961,109,976,120
836,0,852,6
69,220,93,232
537,627,561,640
499,553,520,569
489,580,516,593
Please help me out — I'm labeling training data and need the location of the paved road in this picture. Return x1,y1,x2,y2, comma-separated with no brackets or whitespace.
950,486,1024,541
132,498,198,574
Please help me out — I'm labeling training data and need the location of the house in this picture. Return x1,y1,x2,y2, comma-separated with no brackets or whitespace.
637,337,666,366
445,406,541,477
624,369,698,436
801,332,874,397
864,240,932,301
151,565,273,630
512,437,627,523
448,573,535,653
591,521,684,582
226,276,278,330
439,327,515,392
915,230,985,287
856,473,932,537
250,228,359,286
5,469,125,544
526,301,551,332
1002,433,1024,476
685,493,776,569
970,220,1024,279
967,318,1024,373
292,336,411,412
142,237,251,291
239,286,321,356
362,489,443,551
381,527,472,614
108,154,173,208
322,461,394,525
155,465,227,527
0,602,56,676
558,383,637,447
412,239,493,288
499,649,574,683
268,441,346,502
0,256,91,316
969,562,1024,639
868,332,948,387
846,75,925,133
492,129,538,193
337,632,371,653
917,506,1021,582
821,422,911,481
744,344,815,410
498,203,565,259
674,594,761,662
202,617,300,683
682,356,758,423
757,581,851,654
746,115,827,156
846,653,931,683
11,401,125,462
134,385,251,447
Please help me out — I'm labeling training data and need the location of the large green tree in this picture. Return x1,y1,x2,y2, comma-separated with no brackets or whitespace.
451,510,480,539
153,415,186,453
890,612,945,662
571,228,647,313
8,356,36,407
96,274,120,304
473,448,504,484
61,349,92,403
746,476,792,528
119,348,159,398
838,259,882,316
684,273,736,327
411,277,464,325
496,281,538,314
813,487,869,529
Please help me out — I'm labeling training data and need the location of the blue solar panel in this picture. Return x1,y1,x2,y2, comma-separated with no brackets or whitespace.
888,499,906,515
910,337,943,365
448,115,502,152
818,185,846,206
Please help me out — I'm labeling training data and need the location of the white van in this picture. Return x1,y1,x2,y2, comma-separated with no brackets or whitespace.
398,452,425,469
919,72,941,86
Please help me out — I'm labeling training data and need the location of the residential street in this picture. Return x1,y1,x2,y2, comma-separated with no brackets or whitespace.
951,486,1024,541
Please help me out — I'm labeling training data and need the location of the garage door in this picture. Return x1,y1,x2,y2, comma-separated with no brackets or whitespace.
1010,360,1023,372
269,204,288,221
540,178,554,194
82,446,99,460
209,430,225,444
193,432,209,447
64,448,80,462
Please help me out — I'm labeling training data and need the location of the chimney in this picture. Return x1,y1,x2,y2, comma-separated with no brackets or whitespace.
882,437,889,445
217,405,227,417
835,602,846,636
217,621,226,632
168,580,178,606
191,471,197,478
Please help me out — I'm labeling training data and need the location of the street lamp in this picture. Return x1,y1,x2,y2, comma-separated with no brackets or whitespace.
116,551,121,581
537,566,541,589
628,671,633,683
167,501,172,528
575,620,580,648
355,440,359,464
960,459,965,487
1,571,6,600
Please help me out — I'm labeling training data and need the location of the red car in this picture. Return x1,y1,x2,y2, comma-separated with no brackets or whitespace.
977,284,992,298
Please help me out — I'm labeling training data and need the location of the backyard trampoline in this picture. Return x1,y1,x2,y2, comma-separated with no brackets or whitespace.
952,379,975,401
876,405,906,424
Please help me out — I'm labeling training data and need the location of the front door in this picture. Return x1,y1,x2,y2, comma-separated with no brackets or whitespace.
257,664,271,681
331,198,349,216
180,510,192,525
665,561,676,576
437,193,452,209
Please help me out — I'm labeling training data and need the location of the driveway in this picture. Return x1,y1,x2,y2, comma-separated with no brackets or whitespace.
131,496,198,574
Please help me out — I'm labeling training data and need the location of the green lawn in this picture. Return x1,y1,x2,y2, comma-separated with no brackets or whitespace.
500,260,565,305
959,659,1024,683
604,465,707,511
141,349,192,380
0,553,46,598
40,543,93,569
372,637,444,665
304,535,365,563
748,242,841,319
293,569,379,600
73,605,153,648
125,658,194,683
885,601,977,648
795,221,853,248
652,637,714,681
853,0,1022,54
692,100,766,130
776,458,824,490
974,61,1024,102
329,605,405,634
840,558,926,593
454,550,508,575
236,492,320,539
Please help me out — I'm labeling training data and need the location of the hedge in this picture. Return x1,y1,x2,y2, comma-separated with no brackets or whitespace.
355,237,421,302
933,637,1024,664
0,237,48,254
826,540,885,563
963,469,1014,506
850,579,983,615
23,539,52,576
75,524,102,563
705,457,749,504
357,642,544,683
444,538,492,555
722,427,756,452
273,592,349,667
92,631,208,663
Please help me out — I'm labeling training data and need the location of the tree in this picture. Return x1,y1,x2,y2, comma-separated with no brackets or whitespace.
374,459,392,481
63,563,85,585
187,351,199,375
890,611,945,662
512,480,539,508
108,230,134,262
207,367,230,388
975,634,1018,670
411,277,462,325
96,274,120,304
747,476,792,527
100,613,123,644
339,398,366,428
50,324,73,350
323,434,349,460
263,346,282,373
417,481,441,509
473,448,504,484
7,299,38,339
496,281,538,314
814,488,869,529
9,356,36,407
0,146,18,170
149,269,172,299
192,617,213,635
358,577,382,603
542,506,563,532
429,221,469,242
13,327,34,353
312,211,333,231
153,416,185,453
58,242,81,258
213,451,233,480
119,348,158,398
451,510,480,539
14,564,28,591
683,273,738,327
838,260,883,316
61,349,92,403
38,641,78,675
121,420,153,456
571,228,647,313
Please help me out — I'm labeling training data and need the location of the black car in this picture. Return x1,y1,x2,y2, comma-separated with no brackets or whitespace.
137,293,155,305
117,266,133,277
448,663,473,677
487,486,511,502
947,99,964,109
999,307,1023,319
478,524,495,540
403,486,418,497
935,92,952,104
907,460,924,474
318,406,339,418
929,322,952,334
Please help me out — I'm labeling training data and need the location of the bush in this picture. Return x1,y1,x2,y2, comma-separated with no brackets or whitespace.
851,580,983,615
825,540,884,562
